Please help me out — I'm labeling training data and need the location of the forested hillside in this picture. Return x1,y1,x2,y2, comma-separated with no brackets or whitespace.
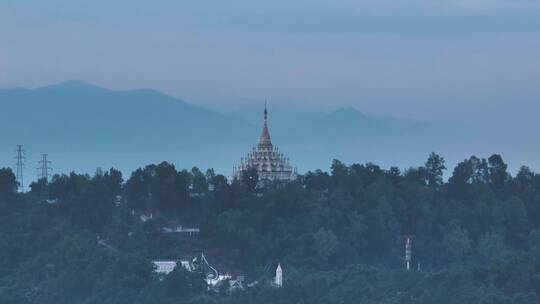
0,153,539,304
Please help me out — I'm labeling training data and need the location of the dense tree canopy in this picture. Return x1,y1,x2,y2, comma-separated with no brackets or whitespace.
0,168,17,195
0,153,539,304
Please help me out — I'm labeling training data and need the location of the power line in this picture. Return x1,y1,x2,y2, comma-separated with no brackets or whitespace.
15,145,25,193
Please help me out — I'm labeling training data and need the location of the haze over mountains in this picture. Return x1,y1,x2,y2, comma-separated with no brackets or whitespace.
0,80,535,187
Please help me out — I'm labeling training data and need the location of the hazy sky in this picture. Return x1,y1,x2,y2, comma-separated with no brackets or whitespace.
1,0,539,123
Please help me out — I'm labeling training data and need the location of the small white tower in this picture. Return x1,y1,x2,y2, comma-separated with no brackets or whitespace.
275,263,283,288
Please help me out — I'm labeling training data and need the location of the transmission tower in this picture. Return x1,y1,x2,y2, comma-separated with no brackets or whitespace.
37,154,52,199
37,154,52,182
405,235,413,271
15,145,25,192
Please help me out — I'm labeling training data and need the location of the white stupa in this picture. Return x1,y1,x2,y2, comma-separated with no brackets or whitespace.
274,263,283,288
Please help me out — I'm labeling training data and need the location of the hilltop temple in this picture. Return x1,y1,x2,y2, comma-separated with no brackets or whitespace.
233,106,297,183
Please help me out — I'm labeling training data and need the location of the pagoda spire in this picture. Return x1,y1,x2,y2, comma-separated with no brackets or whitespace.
258,102,273,149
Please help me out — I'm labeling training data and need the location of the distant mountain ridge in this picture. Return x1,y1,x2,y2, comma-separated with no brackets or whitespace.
0,81,466,187
0,81,258,179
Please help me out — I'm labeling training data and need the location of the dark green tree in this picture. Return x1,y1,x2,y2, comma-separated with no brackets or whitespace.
241,167,259,193
424,152,446,188
488,154,509,189
0,168,17,195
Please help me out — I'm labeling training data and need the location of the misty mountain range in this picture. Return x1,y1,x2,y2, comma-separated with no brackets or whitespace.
0,80,525,186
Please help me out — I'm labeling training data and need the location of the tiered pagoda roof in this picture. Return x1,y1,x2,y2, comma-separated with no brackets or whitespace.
233,105,297,183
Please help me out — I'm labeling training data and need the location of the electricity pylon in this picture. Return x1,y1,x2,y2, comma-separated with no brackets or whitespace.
15,145,25,192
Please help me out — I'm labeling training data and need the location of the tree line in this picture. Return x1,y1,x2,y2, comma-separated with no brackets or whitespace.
0,153,539,303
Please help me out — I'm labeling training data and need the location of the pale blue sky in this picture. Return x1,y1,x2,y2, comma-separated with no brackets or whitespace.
1,0,540,178
1,0,539,123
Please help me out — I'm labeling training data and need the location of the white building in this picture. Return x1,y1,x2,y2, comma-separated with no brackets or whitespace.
152,254,232,288
152,260,192,275
161,225,200,235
